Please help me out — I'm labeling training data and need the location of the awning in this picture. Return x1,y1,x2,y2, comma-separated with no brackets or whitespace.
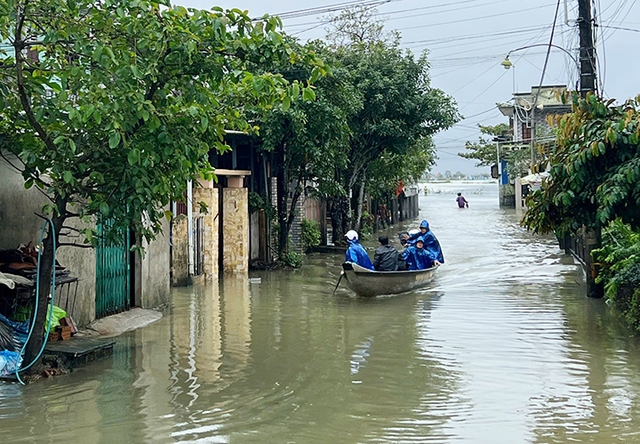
520,172,549,186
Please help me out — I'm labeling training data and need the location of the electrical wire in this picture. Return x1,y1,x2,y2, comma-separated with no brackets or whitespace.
531,0,563,110
269,0,396,20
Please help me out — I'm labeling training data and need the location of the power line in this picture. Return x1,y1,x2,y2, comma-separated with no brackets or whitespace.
395,3,558,32
268,0,396,20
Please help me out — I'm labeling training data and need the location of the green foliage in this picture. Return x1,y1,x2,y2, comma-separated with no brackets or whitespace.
583,219,640,332
0,0,322,247
248,191,276,221
301,219,321,251
592,219,640,300
506,146,532,180
460,123,512,166
280,251,303,268
522,94,640,236
367,138,436,198
359,210,373,237
322,20,459,229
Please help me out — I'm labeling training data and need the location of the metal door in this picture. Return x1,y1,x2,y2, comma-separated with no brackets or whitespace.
95,220,131,318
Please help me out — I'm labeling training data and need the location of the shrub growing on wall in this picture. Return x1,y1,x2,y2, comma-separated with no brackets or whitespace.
592,219,640,330
301,219,321,252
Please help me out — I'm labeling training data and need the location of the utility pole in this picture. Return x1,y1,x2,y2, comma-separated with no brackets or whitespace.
577,0,596,97
577,0,602,297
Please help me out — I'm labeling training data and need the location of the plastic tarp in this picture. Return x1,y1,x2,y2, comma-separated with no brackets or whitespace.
0,350,22,376
45,305,67,329
520,172,549,186
0,313,29,352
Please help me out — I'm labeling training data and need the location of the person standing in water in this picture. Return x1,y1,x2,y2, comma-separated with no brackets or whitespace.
456,192,469,208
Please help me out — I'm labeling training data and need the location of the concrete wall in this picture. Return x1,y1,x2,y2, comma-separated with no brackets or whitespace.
0,160,48,247
0,159,96,326
138,216,170,309
55,220,97,326
1,157,171,325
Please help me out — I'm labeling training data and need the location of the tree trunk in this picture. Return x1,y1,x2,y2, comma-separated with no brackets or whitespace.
276,148,289,257
22,212,64,376
354,170,366,231
331,196,349,245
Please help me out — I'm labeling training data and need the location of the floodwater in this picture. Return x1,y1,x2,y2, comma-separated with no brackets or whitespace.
3,181,640,444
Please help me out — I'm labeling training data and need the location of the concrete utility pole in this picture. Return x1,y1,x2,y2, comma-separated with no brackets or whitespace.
577,0,596,97
577,0,602,297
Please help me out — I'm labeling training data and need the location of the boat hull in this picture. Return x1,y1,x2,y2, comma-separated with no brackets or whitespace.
341,262,438,297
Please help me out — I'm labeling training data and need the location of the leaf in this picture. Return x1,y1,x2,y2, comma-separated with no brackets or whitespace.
128,148,140,165
99,202,109,215
302,88,316,101
282,95,291,111
310,67,322,83
268,31,282,44
109,132,121,148
63,171,73,183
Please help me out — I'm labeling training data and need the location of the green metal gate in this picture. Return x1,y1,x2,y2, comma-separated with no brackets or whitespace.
95,220,131,318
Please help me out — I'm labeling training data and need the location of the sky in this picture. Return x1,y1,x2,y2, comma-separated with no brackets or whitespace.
176,0,640,176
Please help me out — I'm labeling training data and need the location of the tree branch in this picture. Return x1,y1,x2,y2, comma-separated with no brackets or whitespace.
14,1,57,152
57,242,94,248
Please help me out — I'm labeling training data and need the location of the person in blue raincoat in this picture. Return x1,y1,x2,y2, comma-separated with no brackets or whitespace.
402,239,438,270
344,230,374,270
403,219,445,264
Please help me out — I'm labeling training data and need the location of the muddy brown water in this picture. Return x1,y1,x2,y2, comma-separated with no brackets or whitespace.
2,182,640,444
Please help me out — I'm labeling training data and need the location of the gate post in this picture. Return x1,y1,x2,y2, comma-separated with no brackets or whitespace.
193,180,219,281
219,170,251,273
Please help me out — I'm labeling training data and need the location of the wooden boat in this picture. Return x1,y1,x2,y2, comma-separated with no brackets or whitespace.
341,262,438,297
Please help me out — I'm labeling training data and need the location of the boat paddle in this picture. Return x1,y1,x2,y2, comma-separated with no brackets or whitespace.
332,272,344,295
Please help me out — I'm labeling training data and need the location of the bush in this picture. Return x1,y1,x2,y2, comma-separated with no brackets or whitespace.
360,211,373,238
248,191,276,221
592,219,640,330
301,219,321,251
280,251,303,268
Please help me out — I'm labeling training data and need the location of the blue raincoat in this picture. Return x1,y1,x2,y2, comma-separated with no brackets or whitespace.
406,220,445,263
402,244,435,270
345,239,374,270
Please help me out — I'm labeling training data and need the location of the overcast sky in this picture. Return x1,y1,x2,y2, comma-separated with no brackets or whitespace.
176,0,640,175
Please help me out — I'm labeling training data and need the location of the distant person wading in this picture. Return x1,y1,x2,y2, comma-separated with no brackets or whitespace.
456,192,469,208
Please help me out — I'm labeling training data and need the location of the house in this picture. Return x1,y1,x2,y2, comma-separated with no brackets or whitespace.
0,155,170,327
496,85,572,208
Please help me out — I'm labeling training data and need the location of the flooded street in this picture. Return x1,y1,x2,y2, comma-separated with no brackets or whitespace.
4,182,640,443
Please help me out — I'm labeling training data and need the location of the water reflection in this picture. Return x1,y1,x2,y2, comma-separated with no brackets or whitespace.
6,182,640,443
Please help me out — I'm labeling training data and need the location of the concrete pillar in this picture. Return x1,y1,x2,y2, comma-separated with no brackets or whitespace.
289,196,304,254
222,188,249,273
193,185,219,282
170,216,189,286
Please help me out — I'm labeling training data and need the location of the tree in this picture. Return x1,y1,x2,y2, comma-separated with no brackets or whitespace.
367,137,437,200
0,0,321,375
259,40,351,259
325,4,395,47
522,94,640,236
459,123,512,166
323,13,458,239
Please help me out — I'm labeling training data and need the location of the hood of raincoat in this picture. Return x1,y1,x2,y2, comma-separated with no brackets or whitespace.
419,220,429,230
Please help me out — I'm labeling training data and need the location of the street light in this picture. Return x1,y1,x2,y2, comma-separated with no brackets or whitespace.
499,43,579,169
500,43,579,71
